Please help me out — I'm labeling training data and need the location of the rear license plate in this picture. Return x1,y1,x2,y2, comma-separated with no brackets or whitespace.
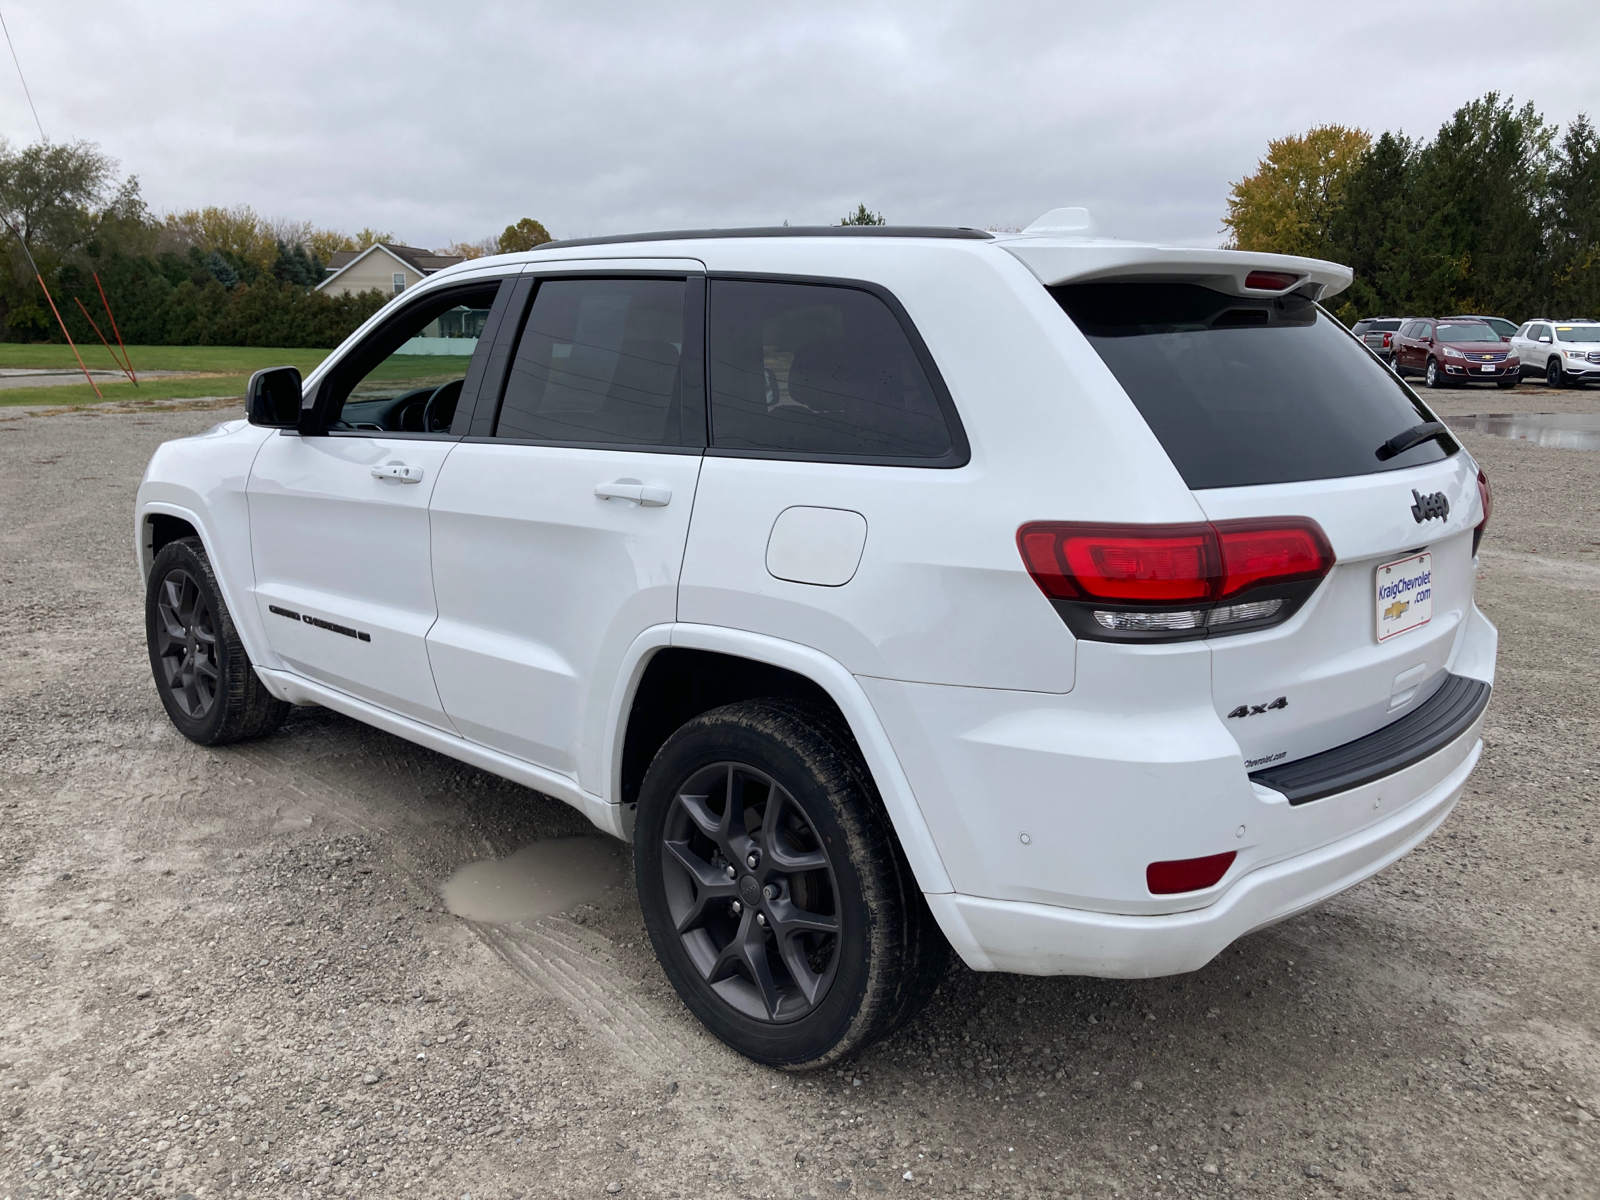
1376,551,1432,642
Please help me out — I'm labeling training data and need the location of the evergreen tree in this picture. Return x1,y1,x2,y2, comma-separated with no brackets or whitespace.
840,204,886,226
1549,113,1600,318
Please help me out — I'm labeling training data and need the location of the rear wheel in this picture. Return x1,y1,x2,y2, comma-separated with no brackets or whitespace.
146,537,290,745
634,699,947,1068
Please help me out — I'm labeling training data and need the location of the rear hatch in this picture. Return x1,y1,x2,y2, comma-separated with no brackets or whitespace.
1043,274,1484,778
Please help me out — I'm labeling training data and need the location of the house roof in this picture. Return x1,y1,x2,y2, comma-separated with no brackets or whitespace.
317,243,466,290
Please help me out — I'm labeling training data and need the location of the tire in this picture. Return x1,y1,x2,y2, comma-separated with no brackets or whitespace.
634,699,948,1068
1425,358,1443,388
145,536,290,745
1497,375,1518,389
1547,357,1567,389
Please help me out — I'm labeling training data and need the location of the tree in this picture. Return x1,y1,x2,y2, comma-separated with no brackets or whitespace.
840,204,885,226
1549,113,1600,317
497,218,553,253
1223,125,1371,258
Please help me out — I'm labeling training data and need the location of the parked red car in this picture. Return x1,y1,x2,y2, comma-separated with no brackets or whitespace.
1391,317,1519,389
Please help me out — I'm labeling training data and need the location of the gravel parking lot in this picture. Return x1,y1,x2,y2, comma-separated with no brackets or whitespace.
0,390,1595,1200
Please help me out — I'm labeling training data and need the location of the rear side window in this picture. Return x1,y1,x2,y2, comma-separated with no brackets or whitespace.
495,277,702,447
707,279,961,463
1052,283,1455,490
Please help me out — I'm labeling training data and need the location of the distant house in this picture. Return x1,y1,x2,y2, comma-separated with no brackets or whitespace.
316,243,465,297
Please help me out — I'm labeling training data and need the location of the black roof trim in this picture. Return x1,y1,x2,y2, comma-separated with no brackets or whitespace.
531,226,995,252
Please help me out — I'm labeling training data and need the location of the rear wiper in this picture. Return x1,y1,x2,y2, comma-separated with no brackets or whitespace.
1375,421,1449,461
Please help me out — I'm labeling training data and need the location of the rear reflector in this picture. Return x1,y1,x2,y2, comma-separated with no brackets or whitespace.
1146,851,1236,895
1244,270,1301,291
1473,468,1492,555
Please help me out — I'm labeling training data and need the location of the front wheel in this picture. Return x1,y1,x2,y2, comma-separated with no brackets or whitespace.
1547,357,1568,389
1425,358,1444,388
146,537,290,745
634,700,947,1068
1497,374,1519,390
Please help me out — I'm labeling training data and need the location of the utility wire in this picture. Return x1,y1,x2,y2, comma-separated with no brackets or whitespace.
0,9,44,141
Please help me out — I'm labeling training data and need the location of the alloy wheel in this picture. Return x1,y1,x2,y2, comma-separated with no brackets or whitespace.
660,761,841,1023
154,567,219,719
1547,358,1562,388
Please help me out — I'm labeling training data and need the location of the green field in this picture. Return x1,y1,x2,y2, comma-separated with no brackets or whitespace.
0,345,333,408
0,345,331,373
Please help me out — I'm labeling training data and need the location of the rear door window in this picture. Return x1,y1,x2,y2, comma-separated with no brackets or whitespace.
1051,282,1455,490
706,279,964,464
494,277,704,448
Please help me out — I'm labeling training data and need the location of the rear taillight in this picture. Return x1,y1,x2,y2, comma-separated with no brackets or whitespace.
1147,851,1236,895
1017,518,1334,642
1473,468,1492,555
1382,331,1393,348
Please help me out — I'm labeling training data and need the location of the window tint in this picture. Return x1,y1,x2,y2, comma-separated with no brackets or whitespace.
1052,282,1455,490
495,278,699,447
707,279,954,460
1436,323,1498,343
326,282,501,434
1367,319,1402,331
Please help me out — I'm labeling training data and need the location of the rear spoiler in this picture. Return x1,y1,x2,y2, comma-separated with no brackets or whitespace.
997,240,1354,301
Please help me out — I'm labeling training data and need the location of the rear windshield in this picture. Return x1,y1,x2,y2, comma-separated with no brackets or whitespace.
1436,323,1499,342
1362,319,1402,331
1051,282,1455,490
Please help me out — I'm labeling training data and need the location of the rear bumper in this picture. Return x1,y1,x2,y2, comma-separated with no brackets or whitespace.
928,723,1482,977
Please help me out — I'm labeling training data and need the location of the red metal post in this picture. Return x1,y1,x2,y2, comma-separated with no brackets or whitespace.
74,295,136,384
34,273,101,399
92,272,137,384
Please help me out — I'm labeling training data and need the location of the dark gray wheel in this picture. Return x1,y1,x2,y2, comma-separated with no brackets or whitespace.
146,537,290,745
635,699,948,1068
1425,357,1443,388
1547,357,1567,388
661,760,842,1023
1497,374,1518,389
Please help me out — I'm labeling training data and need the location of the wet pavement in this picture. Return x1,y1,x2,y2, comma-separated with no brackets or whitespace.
1447,410,1600,451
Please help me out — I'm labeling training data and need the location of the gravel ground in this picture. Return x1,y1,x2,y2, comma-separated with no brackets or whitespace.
0,391,1595,1200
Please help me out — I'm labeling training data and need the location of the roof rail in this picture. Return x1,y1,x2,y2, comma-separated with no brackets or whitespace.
531,225,994,252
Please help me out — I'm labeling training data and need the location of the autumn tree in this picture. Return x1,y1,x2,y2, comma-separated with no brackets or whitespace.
497,218,553,253
1223,126,1371,258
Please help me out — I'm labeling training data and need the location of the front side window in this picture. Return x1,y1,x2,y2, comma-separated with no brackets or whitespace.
494,277,700,447
322,282,501,433
707,279,958,462
1052,282,1455,490
1533,324,1552,341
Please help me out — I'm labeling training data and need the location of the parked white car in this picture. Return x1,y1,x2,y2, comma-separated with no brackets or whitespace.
135,214,1497,1066
1510,318,1600,387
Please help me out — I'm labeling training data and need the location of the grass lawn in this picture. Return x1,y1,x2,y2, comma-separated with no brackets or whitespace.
0,345,333,408
0,344,331,374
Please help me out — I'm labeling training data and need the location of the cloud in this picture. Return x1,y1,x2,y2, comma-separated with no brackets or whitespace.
3,0,1594,248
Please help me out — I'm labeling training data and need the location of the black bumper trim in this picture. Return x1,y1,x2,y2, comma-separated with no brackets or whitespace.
1250,673,1490,806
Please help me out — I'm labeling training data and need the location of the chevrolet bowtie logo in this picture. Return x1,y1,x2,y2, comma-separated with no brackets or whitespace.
1384,599,1410,621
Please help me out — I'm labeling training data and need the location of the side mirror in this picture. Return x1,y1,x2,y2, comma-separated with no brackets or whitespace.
247,366,303,427
1539,335,1552,343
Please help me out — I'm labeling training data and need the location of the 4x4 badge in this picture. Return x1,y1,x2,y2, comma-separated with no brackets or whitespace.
1227,696,1286,719
1411,489,1449,522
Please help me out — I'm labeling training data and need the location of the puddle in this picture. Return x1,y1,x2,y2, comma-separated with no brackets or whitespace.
440,837,628,923
1448,412,1600,451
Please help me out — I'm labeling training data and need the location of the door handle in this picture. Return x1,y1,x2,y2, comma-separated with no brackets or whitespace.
372,463,424,483
594,480,671,507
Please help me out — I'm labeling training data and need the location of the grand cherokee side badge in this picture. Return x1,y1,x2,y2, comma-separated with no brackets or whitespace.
1228,696,1286,719
1411,489,1449,522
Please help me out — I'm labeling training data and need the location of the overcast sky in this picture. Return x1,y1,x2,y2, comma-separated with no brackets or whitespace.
3,1,1597,249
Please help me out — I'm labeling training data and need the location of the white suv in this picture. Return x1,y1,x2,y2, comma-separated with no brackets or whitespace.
1510,318,1600,387
135,217,1497,1067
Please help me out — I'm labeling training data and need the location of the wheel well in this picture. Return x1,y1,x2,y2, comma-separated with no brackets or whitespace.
619,649,852,808
145,514,199,570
